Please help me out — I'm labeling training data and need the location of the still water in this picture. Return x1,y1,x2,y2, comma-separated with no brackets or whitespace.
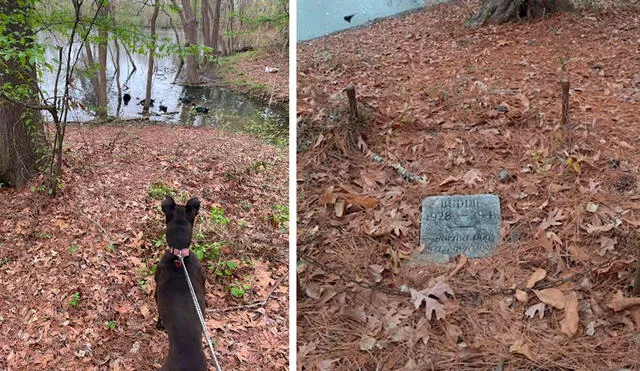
297,0,428,41
38,30,287,145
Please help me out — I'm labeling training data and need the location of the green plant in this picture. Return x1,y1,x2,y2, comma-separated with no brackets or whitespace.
148,181,176,200
68,244,79,254
230,282,252,298
151,234,166,248
192,241,223,262
215,261,238,276
270,204,289,232
210,206,231,225
106,243,116,252
68,292,81,306
0,257,9,267
106,320,118,330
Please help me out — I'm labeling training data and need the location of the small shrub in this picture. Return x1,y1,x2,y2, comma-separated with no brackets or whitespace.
210,206,231,225
68,292,81,306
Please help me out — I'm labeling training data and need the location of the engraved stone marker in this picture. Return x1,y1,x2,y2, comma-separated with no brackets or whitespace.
418,194,501,263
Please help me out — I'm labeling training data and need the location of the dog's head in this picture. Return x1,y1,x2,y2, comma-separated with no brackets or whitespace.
161,196,200,250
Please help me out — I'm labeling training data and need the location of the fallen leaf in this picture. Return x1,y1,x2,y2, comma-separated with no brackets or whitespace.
319,186,337,204
509,339,534,361
597,236,617,256
524,302,545,319
515,290,529,303
526,268,547,289
462,169,483,186
368,264,384,283
608,291,640,312
560,291,579,338
533,288,566,309
539,208,565,231
334,199,345,218
346,196,378,209
439,176,459,187
359,335,377,351
409,279,454,320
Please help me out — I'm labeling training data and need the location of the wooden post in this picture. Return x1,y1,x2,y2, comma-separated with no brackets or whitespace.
560,77,570,129
344,85,358,120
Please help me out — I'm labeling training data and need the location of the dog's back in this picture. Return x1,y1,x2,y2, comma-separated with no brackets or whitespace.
155,197,207,371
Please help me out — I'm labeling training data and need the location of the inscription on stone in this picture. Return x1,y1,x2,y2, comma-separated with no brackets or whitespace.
418,194,501,263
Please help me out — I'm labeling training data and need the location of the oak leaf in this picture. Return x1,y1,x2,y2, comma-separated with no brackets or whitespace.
533,288,566,309
560,291,579,338
525,303,545,319
409,280,454,320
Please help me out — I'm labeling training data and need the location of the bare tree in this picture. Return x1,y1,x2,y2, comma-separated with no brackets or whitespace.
171,0,199,84
143,0,161,114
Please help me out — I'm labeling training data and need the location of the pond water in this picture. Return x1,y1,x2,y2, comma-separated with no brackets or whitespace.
297,0,448,41
38,30,287,145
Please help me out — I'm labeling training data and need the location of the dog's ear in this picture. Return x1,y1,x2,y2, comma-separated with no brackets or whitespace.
161,196,176,216
185,197,201,218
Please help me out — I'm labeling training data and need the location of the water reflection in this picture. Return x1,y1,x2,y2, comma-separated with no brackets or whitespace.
38,29,287,145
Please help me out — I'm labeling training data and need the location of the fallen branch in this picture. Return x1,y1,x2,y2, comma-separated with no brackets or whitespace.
368,151,426,183
79,210,112,244
208,270,288,313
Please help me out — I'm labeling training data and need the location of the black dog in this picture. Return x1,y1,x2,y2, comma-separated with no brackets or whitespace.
154,196,207,371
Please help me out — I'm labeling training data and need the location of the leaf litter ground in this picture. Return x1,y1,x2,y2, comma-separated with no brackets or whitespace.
0,124,288,370
297,1,640,369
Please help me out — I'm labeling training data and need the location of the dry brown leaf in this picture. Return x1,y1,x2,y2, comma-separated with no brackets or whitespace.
607,291,640,312
359,335,377,351
584,222,615,234
533,288,566,309
539,208,565,231
439,176,459,187
597,236,617,256
346,196,378,209
560,291,579,338
319,186,337,205
509,338,534,361
409,280,454,320
526,268,547,289
462,169,483,186
368,264,384,283
515,290,529,303
524,302,545,319
334,199,345,218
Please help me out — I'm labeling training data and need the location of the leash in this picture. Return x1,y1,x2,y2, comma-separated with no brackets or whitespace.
177,253,223,371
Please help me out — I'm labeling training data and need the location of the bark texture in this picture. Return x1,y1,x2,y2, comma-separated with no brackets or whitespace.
0,0,44,187
468,0,574,26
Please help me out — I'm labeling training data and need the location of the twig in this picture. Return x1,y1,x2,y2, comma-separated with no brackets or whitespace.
300,252,634,300
208,270,288,313
79,210,112,244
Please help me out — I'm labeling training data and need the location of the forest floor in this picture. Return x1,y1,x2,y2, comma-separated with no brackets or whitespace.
0,124,289,370
216,48,289,106
297,1,640,369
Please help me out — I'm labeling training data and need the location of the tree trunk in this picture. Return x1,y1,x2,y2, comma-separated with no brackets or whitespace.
201,0,212,48
468,0,574,26
210,0,222,54
143,0,160,114
171,0,199,85
0,0,45,188
96,1,109,117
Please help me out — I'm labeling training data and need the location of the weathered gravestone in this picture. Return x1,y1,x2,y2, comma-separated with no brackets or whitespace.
418,194,501,263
